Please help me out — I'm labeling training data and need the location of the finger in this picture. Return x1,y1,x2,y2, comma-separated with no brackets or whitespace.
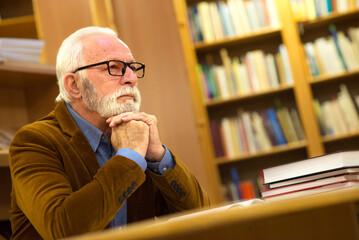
121,112,157,126
107,112,136,127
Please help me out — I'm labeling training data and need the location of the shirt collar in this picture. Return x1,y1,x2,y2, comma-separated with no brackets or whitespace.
65,102,103,152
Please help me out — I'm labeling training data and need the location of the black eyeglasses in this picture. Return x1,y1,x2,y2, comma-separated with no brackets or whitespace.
72,60,145,78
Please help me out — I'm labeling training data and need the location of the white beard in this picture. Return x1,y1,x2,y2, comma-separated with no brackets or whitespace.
81,77,141,118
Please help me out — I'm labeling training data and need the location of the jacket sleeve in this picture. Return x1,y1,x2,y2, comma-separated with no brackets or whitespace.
146,151,210,214
9,126,146,239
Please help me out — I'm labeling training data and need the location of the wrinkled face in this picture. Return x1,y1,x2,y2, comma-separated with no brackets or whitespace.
79,34,141,117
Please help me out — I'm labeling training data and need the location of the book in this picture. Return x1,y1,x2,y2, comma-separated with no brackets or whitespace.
266,108,287,145
197,2,215,42
262,173,359,198
209,120,225,158
0,37,44,63
208,2,224,40
262,150,359,184
268,167,359,188
263,181,359,201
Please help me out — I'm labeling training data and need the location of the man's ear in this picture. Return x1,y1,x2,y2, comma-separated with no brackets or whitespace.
64,73,82,99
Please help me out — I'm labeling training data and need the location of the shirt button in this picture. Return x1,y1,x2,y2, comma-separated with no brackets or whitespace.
154,169,159,173
162,167,168,172
101,135,105,140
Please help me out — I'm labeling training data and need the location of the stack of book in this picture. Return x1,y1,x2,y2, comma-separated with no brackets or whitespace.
304,25,359,78
197,46,293,101
261,151,359,200
290,0,359,22
210,100,305,158
0,37,44,63
187,0,280,43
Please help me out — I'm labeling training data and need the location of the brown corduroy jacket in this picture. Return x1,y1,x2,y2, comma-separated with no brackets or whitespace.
9,101,210,240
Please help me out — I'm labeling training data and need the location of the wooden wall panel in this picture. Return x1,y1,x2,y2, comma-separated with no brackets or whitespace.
33,0,93,65
112,0,209,193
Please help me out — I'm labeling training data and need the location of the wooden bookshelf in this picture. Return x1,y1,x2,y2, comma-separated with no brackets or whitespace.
0,15,37,38
173,0,359,203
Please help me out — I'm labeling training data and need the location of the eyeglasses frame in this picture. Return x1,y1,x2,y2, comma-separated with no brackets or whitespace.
72,60,145,78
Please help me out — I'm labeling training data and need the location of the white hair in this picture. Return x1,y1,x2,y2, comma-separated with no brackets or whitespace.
55,26,118,102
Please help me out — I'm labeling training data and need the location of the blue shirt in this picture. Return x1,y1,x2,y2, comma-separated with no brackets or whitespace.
65,103,174,227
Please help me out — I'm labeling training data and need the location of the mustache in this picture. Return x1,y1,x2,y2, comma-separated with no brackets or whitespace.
111,86,140,102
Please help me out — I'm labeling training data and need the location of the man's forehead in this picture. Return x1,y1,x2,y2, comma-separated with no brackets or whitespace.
82,34,133,62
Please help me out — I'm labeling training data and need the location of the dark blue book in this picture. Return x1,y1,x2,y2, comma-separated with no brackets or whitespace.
267,108,287,145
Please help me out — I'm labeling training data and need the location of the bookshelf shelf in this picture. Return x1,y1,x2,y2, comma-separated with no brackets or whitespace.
322,131,359,144
0,62,56,88
299,8,359,31
194,27,282,52
216,140,307,165
0,15,37,38
309,70,359,85
206,85,293,108
0,150,8,167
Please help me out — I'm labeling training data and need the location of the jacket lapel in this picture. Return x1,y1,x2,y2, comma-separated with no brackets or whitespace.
54,102,100,176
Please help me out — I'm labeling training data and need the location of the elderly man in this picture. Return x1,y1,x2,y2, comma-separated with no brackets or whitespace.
9,26,209,240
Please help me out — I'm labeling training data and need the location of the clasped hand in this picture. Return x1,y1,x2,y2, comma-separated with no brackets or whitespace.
106,112,165,162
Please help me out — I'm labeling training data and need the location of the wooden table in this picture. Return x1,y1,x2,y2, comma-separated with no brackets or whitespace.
65,187,359,240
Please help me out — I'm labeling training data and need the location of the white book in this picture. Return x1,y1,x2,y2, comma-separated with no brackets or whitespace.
251,111,272,151
348,27,359,46
331,98,349,134
265,53,280,88
214,65,230,99
264,181,359,201
265,0,280,28
278,44,293,85
337,32,359,71
227,0,244,36
245,51,261,92
0,37,44,49
217,1,235,37
208,2,224,40
262,174,359,198
304,42,320,77
327,37,346,74
220,48,237,97
0,47,43,55
221,117,236,157
269,167,359,188
337,84,359,131
262,150,359,184
229,117,242,156
233,0,252,33
282,107,299,142
314,37,344,75
240,110,257,153
246,0,261,31
0,52,40,62
321,101,336,135
336,0,349,12
232,57,252,95
289,108,306,141
253,50,270,91
197,2,215,42
253,0,266,28
305,0,317,20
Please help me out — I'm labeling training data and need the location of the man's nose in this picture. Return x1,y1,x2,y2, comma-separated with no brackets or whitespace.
120,67,138,86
